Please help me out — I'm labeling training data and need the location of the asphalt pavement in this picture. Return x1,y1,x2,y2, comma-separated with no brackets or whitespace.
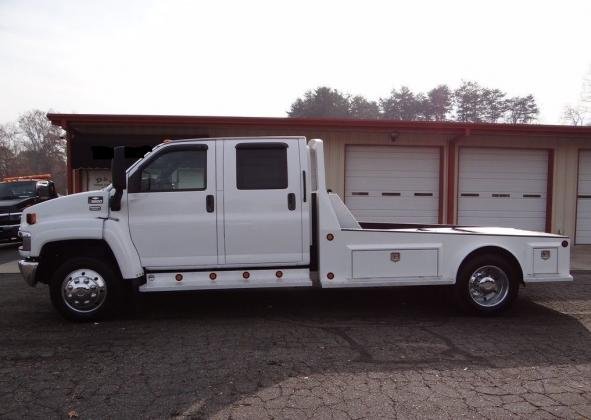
0,246,590,419
0,243,19,265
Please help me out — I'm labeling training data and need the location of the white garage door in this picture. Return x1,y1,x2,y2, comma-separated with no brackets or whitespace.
458,148,548,231
576,150,591,244
345,146,440,224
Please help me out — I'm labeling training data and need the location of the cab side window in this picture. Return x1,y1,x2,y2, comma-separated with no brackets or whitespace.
236,143,288,190
140,150,206,192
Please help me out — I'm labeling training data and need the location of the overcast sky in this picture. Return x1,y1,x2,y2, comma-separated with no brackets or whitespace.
0,0,590,124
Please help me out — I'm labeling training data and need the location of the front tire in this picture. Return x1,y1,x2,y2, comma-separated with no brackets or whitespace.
49,257,121,321
454,253,520,315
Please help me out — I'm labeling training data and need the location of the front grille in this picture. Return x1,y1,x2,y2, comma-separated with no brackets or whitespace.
0,214,11,226
0,206,10,214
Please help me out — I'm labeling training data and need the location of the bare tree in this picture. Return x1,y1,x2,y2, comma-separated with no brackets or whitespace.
18,110,65,156
0,123,18,179
0,110,67,192
562,105,586,126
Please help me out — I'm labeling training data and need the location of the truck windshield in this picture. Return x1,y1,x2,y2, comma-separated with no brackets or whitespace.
0,181,37,200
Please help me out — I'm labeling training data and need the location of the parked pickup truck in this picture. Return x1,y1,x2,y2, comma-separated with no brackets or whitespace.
1,175,57,243
17,137,572,321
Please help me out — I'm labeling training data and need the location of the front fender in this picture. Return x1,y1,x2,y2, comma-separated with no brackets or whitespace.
28,217,104,256
103,218,144,279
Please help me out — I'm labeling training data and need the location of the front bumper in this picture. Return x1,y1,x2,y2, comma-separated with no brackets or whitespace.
0,224,20,243
18,259,39,287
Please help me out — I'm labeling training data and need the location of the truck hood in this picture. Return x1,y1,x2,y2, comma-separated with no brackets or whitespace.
0,197,36,212
20,190,110,226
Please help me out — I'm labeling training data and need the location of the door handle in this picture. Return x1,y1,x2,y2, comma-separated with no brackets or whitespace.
206,195,215,213
287,193,296,211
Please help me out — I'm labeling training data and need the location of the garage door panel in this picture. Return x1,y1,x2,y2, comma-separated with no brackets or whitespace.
458,209,546,219
459,180,546,193
576,151,591,244
346,167,439,176
347,196,438,211
460,162,547,175
459,216,545,231
576,200,591,244
461,148,548,159
458,148,548,231
353,210,438,224
459,198,546,212
349,147,439,157
345,146,440,224
346,177,439,191
347,160,439,173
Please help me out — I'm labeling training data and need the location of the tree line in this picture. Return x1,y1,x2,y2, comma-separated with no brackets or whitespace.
288,81,539,123
0,110,67,193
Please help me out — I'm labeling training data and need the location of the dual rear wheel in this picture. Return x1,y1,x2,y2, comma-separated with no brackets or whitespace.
454,253,520,315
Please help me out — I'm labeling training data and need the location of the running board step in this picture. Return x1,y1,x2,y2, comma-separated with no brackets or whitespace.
139,268,312,292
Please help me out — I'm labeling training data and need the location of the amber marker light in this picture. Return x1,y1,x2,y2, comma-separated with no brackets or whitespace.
26,213,37,225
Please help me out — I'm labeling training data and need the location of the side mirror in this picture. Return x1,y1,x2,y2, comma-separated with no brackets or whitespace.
37,184,50,200
110,146,126,211
49,183,58,198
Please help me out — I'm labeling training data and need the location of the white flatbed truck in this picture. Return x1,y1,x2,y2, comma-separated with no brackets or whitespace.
17,137,572,321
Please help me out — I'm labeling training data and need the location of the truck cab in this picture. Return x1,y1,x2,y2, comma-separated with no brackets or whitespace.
0,175,57,243
17,137,572,321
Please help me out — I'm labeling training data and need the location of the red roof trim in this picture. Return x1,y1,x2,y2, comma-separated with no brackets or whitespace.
47,113,591,137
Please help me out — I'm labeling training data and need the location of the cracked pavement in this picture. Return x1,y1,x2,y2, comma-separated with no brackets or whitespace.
0,267,590,419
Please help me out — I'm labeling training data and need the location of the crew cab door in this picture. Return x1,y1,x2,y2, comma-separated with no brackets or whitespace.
127,142,217,268
223,140,304,265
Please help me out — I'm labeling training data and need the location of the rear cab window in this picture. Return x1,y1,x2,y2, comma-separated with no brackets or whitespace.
235,143,288,190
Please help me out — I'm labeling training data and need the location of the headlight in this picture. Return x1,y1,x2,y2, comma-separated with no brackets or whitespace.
19,231,31,251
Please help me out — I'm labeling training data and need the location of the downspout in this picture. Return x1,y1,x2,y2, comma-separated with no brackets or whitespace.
64,122,73,195
446,128,470,224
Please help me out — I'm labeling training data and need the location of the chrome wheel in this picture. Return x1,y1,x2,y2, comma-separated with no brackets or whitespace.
468,265,509,308
61,269,107,313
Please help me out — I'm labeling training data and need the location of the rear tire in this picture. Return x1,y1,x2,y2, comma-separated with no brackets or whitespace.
454,253,519,315
49,257,121,322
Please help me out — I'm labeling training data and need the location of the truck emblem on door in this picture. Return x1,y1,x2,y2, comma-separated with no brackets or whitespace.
88,196,103,204
391,252,400,262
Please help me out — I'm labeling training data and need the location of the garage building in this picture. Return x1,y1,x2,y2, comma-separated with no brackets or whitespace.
47,114,591,243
